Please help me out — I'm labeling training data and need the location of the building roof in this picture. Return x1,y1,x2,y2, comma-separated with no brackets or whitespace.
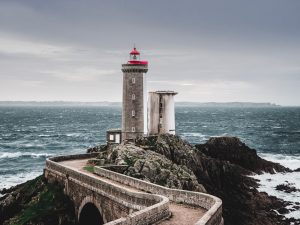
130,47,140,55
149,90,178,95
127,47,148,65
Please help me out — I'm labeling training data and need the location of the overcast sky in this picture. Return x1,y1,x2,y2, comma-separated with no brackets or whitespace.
0,0,299,105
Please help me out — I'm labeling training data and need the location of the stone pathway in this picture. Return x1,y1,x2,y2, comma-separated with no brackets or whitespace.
59,159,206,225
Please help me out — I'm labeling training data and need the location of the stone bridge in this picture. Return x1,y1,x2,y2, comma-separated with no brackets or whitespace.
44,153,223,225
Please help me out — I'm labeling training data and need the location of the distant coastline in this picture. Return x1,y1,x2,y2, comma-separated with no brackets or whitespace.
0,101,282,107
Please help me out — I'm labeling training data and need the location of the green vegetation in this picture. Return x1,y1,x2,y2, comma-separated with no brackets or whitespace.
124,156,136,167
84,165,95,173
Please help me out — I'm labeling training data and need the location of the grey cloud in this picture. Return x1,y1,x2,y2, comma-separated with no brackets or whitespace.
0,0,299,105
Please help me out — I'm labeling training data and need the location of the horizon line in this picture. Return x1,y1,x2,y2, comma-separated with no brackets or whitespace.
0,101,297,107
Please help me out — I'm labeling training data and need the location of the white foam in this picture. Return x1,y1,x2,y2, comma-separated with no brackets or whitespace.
38,134,52,137
0,171,42,192
66,133,81,137
182,132,207,138
0,151,54,159
259,153,300,170
210,133,229,137
181,132,209,142
249,153,300,219
250,171,300,219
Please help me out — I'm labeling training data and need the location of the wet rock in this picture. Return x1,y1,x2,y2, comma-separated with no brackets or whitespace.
277,207,290,214
195,136,291,174
276,183,300,193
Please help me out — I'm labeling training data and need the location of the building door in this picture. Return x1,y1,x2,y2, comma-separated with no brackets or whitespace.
115,134,120,143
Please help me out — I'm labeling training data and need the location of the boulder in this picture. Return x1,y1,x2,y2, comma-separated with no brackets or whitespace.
195,136,290,174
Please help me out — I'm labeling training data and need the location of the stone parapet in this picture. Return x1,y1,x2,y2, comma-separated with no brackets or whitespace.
45,154,170,225
95,165,223,225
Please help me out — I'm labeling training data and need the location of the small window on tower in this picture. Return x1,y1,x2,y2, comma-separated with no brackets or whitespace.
132,110,135,117
132,78,135,84
132,94,135,100
132,127,135,132
159,118,163,124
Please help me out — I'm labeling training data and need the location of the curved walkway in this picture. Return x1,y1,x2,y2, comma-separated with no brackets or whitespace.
59,159,206,225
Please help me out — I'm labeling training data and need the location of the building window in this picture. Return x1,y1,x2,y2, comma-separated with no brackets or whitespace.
109,134,114,141
132,110,135,117
132,127,135,132
132,78,135,84
159,118,163,124
132,94,135,100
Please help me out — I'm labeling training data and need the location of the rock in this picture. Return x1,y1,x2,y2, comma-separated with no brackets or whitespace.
293,205,300,210
195,136,291,174
0,175,75,225
86,144,107,153
275,183,300,193
295,168,300,172
277,207,290,214
104,143,206,192
3,134,298,225
133,134,297,225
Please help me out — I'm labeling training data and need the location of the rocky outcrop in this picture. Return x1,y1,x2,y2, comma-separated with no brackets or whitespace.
195,137,290,174
132,134,298,225
0,176,75,225
1,134,298,225
99,143,206,192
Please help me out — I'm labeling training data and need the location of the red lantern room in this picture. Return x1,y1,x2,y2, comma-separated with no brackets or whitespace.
128,47,148,65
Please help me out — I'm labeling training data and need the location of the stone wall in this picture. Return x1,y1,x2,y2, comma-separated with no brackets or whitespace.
95,166,223,225
45,154,170,225
121,64,148,141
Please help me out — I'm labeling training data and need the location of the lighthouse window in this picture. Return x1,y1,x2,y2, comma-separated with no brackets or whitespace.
132,127,135,132
132,110,135,117
159,118,163,124
132,94,135,100
132,78,135,84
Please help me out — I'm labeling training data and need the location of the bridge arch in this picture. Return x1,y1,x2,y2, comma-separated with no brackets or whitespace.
78,196,105,225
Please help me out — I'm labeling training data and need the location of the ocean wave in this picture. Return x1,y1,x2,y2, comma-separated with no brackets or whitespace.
210,133,229,138
38,134,53,137
37,133,82,138
250,171,300,219
251,153,300,219
0,171,42,192
0,151,54,159
66,133,82,137
259,153,300,170
181,132,207,138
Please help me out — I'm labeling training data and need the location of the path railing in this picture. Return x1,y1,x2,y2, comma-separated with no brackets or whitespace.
45,154,170,225
94,165,223,225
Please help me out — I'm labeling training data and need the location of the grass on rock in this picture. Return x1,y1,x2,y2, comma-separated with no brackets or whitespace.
84,165,95,173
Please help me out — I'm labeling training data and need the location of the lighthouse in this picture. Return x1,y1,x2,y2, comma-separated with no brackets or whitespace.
106,46,178,144
121,47,148,141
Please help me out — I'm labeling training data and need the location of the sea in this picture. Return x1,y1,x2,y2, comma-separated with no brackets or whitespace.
0,106,299,218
